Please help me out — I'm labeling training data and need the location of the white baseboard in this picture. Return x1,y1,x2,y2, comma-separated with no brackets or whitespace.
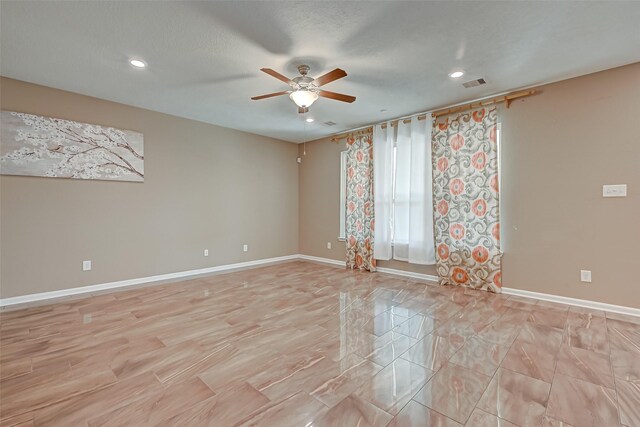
297,254,345,267
2,253,638,317
298,254,440,282
376,267,439,283
0,255,298,308
296,255,639,317
502,287,640,317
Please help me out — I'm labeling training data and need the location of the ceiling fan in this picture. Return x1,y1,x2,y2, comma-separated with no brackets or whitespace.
251,64,356,114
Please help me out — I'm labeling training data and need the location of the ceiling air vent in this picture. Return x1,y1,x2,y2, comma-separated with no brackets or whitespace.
462,78,486,88
323,121,337,126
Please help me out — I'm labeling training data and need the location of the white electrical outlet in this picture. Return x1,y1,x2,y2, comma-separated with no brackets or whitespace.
327,242,332,249
603,184,627,197
243,244,248,252
580,270,592,283
82,260,92,271
204,249,209,257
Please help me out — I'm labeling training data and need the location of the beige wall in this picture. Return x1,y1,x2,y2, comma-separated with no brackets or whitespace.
500,63,639,307
3,64,639,307
299,63,640,308
0,77,299,298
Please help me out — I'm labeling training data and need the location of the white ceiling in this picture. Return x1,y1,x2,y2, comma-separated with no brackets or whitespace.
1,1,639,143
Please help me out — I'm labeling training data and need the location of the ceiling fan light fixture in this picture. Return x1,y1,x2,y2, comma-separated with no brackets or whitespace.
289,90,319,108
129,58,147,68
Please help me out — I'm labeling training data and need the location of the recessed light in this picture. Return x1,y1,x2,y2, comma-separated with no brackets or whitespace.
129,58,146,68
305,118,314,123
449,71,464,79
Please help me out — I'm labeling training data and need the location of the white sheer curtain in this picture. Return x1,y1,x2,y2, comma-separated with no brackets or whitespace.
373,115,436,265
394,115,436,264
373,123,393,260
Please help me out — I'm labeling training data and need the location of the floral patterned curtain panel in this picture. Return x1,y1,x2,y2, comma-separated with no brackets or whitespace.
345,131,376,271
432,108,501,292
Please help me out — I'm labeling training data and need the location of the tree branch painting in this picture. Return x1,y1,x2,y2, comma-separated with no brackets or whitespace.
0,111,144,182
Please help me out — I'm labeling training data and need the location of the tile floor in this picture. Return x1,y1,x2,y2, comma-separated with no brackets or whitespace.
0,261,639,426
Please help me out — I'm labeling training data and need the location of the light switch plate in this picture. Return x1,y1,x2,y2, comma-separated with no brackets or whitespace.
603,184,627,197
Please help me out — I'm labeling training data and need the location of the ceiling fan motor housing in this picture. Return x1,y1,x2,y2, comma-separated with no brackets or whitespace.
292,65,316,91
297,64,310,75
292,77,316,91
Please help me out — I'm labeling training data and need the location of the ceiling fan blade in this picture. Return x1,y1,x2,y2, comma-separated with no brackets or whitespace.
313,68,347,87
298,107,309,114
260,68,293,85
318,90,356,103
251,91,289,100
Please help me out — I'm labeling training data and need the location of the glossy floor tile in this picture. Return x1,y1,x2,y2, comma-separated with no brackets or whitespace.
610,348,640,383
476,368,550,427
448,336,508,376
501,339,557,382
1,261,639,426
413,362,491,423
388,400,462,427
399,332,463,372
527,308,568,329
354,358,433,415
617,379,640,427
312,394,392,427
555,344,614,388
467,408,519,427
546,373,618,427
541,416,577,427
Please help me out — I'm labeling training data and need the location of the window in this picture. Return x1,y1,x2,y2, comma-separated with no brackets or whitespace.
339,117,500,262
371,144,408,250
384,145,400,246
373,118,435,264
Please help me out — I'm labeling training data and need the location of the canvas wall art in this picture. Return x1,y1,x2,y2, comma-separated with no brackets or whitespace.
0,111,144,182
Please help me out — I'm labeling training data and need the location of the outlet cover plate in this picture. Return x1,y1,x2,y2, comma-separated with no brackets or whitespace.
83,260,92,271
603,184,627,197
580,270,592,283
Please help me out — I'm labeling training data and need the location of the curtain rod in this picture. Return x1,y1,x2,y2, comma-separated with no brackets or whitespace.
331,88,538,143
